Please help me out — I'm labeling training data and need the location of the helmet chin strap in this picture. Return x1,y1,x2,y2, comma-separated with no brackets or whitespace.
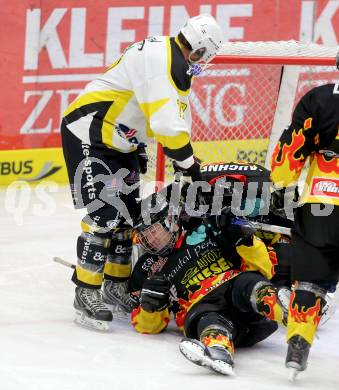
187,63,203,76
186,62,213,76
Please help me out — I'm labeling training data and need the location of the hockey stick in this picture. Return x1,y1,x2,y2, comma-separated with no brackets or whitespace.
247,221,291,236
53,256,76,269
53,248,142,270
211,205,292,237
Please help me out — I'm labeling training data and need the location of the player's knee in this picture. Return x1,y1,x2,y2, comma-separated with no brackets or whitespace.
232,272,268,312
77,214,112,267
81,211,118,238
77,231,111,267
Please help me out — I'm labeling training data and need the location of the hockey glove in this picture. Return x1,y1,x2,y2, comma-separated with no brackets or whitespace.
140,274,171,313
211,206,233,229
270,187,299,220
270,189,285,210
210,208,255,246
137,143,148,174
173,159,202,182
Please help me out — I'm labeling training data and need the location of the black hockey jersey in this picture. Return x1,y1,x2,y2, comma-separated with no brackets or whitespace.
129,223,277,333
271,83,339,205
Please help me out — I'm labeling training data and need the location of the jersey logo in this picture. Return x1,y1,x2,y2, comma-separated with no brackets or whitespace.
116,123,139,144
125,128,137,138
310,177,339,198
177,99,187,119
201,163,258,172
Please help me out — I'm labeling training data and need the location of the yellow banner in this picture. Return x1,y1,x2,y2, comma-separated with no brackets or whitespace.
193,138,269,166
0,148,68,186
162,138,269,181
0,139,269,186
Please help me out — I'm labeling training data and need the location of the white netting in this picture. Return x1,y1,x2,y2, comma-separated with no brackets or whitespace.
143,41,338,186
218,40,338,59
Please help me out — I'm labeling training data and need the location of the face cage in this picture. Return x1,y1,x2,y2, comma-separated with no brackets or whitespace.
137,221,178,256
189,47,207,63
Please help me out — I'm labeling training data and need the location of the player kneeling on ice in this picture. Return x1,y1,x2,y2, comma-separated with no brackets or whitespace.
128,191,291,376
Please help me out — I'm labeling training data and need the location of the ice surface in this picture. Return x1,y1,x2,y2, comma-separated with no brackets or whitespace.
1,185,338,390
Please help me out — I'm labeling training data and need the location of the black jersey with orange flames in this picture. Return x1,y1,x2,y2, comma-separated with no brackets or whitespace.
129,223,277,334
271,83,339,205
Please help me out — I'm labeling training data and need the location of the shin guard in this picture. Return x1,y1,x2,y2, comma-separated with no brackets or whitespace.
287,281,327,345
251,281,290,325
104,228,133,281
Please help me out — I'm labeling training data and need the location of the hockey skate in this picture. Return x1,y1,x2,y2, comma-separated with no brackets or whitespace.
319,287,339,327
74,286,113,331
285,335,310,382
102,280,134,321
179,338,235,376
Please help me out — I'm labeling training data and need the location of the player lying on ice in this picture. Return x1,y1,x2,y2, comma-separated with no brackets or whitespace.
127,185,291,376
187,160,337,327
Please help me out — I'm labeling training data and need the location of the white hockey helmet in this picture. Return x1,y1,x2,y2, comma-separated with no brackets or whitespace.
180,14,223,64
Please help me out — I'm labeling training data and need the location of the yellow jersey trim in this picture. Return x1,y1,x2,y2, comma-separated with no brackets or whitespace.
237,236,273,280
154,131,190,150
63,89,135,150
139,98,170,120
132,306,170,334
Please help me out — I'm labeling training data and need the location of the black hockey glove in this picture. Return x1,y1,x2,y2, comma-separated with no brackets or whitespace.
137,143,148,174
209,207,255,246
173,159,202,182
270,189,285,210
210,206,233,229
270,187,299,220
173,159,209,214
140,274,171,313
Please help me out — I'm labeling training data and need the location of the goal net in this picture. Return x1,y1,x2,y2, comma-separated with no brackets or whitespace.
142,40,338,191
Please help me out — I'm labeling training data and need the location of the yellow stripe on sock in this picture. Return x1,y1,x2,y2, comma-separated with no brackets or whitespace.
104,262,132,279
76,265,103,287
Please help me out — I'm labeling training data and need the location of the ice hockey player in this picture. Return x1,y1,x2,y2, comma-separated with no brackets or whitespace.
190,160,293,288
60,15,224,330
128,190,290,376
270,53,339,380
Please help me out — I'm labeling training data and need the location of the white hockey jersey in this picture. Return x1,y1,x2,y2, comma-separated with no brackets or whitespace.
63,36,193,162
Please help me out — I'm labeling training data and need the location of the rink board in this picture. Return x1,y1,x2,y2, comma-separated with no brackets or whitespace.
0,138,269,186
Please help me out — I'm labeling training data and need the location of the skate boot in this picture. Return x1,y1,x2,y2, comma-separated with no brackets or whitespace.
179,338,235,376
285,335,310,381
319,288,339,327
74,286,113,331
102,280,134,320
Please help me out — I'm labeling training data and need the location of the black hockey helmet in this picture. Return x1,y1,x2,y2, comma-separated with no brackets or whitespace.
134,187,181,255
200,161,272,217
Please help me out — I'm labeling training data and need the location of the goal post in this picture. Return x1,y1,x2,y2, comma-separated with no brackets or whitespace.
147,40,338,188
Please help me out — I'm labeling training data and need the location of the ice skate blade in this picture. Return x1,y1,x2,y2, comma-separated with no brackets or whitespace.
105,302,131,322
179,340,235,377
74,310,111,332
